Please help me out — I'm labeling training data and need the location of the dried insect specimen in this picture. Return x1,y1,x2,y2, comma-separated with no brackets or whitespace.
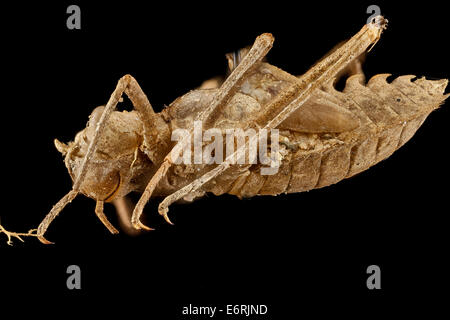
1,16,448,244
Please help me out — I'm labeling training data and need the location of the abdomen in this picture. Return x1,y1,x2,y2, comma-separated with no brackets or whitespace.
222,74,448,197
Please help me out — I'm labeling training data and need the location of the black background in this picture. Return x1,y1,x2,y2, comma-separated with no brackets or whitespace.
0,1,448,317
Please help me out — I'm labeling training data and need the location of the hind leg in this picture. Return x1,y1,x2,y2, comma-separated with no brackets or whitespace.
156,18,388,220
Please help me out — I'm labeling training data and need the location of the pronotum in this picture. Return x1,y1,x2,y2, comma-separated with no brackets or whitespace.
0,16,448,244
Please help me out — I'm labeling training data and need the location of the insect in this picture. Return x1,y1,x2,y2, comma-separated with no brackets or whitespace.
1,16,448,245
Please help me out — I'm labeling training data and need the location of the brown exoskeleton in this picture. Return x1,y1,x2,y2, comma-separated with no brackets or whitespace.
1,16,448,244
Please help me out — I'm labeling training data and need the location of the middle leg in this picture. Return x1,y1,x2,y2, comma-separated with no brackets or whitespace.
95,200,119,234
131,33,275,229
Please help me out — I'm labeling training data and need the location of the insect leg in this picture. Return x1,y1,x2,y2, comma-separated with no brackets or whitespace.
157,139,249,219
132,159,172,228
308,40,366,85
131,33,275,228
36,75,152,243
95,200,119,234
36,190,78,244
123,75,170,164
157,17,388,218
331,51,366,86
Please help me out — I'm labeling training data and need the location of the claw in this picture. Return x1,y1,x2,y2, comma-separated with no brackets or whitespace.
132,220,154,231
163,213,174,225
158,206,174,225
38,235,54,245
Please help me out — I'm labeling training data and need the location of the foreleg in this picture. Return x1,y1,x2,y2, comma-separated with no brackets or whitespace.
36,74,163,243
